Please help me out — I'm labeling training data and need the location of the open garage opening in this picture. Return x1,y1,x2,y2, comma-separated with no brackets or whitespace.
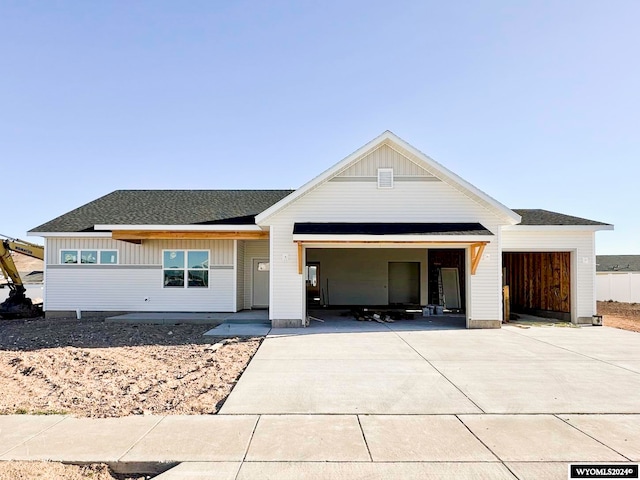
304,247,466,326
502,252,572,322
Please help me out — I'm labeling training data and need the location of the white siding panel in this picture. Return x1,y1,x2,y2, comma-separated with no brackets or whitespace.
502,230,596,321
243,240,270,309
269,225,304,321
337,144,432,177
46,238,234,265
596,272,640,303
468,237,501,322
45,267,234,312
236,240,245,311
266,181,503,228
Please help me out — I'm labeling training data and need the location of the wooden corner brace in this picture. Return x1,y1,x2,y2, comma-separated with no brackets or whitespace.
297,242,303,275
470,242,487,275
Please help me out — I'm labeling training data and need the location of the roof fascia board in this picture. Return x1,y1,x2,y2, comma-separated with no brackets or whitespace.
386,134,521,225
293,234,494,242
503,225,614,232
94,224,263,232
27,232,113,238
256,131,521,225
256,131,392,224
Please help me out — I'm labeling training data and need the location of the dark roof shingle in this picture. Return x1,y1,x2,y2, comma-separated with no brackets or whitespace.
513,209,610,226
30,191,611,233
29,190,293,233
596,255,640,272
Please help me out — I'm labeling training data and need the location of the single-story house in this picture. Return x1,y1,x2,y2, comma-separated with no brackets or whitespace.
29,131,612,328
596,255,640,303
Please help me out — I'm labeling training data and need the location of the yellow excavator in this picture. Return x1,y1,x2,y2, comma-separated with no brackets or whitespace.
0,234,44,319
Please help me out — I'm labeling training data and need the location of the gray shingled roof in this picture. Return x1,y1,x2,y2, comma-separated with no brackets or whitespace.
596,255,640,272
29,191,611,234
513,209,610,226
29,190,294,233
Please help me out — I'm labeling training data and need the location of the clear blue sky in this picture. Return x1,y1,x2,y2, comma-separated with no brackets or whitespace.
2,1,637,253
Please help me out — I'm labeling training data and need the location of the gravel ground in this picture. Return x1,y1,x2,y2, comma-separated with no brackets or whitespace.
597,300,640,333
0,317,262,417
0,461,147,480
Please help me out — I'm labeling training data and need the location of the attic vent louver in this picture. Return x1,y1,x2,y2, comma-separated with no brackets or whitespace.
377,168,394,189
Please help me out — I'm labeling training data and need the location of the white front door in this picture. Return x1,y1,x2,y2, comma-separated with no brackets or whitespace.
252,258,270,308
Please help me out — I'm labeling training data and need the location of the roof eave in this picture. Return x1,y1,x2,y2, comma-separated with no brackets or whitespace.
94,224,264,232
27,232,114,237
503,225,614,232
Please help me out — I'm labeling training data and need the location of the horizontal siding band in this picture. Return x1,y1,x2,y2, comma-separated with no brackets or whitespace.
49,264,161,270
329,176,441,182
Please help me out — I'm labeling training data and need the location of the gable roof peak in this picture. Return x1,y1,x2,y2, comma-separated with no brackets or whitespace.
255,131,521,225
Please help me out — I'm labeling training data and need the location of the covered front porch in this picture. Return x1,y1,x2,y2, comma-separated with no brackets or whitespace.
292,222,494,329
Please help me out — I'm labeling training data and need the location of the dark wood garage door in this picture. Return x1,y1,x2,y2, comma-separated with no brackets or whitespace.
503,252,571,320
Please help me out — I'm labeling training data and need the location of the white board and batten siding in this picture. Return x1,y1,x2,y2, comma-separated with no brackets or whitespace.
45,237,235,312
597,273,640,303
501,230,597,322
261,145,509,325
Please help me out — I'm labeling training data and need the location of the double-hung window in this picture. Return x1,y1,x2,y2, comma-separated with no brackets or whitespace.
163,250,209,288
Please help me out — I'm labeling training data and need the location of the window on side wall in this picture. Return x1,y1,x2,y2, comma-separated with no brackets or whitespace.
60,249,118,265
163,250,209,288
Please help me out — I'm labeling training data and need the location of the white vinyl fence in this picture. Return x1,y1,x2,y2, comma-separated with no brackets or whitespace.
596,272,640,303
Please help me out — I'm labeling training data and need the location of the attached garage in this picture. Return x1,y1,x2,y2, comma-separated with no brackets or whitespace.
503,252,572,321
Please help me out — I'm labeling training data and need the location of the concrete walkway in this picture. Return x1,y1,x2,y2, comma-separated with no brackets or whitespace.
1,323,639,479
1,413,638,478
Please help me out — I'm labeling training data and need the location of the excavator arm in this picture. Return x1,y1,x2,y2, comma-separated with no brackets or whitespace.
0,235,44,319
0,241,23,288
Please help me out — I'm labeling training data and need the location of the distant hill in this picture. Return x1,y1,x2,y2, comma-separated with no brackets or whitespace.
5,252,44,284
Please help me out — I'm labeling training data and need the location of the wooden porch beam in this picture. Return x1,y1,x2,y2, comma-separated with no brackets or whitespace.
297,241,303,275
294,240,482,245
112,230,269,240
470,242,487,275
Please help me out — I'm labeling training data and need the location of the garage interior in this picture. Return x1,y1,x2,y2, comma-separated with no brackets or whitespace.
502,252,572,322
305,247,466,321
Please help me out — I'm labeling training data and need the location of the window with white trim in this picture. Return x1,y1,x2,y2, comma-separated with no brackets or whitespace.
163,250,209,288
60,249,118,264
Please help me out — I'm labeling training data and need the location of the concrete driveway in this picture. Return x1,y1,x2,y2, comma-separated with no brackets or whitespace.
3,319,639,479
220,319,640,415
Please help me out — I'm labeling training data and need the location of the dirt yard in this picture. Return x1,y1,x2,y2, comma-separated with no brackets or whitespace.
0,461,147,480
597,301,640,333
0,317,261,417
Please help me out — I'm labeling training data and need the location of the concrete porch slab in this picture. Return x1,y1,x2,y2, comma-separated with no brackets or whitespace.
204,322,271,337
245,415,369,462
359,415,497,462
0,416,162,462
459,415,627,462
119,415,258,463
107,310,269,325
